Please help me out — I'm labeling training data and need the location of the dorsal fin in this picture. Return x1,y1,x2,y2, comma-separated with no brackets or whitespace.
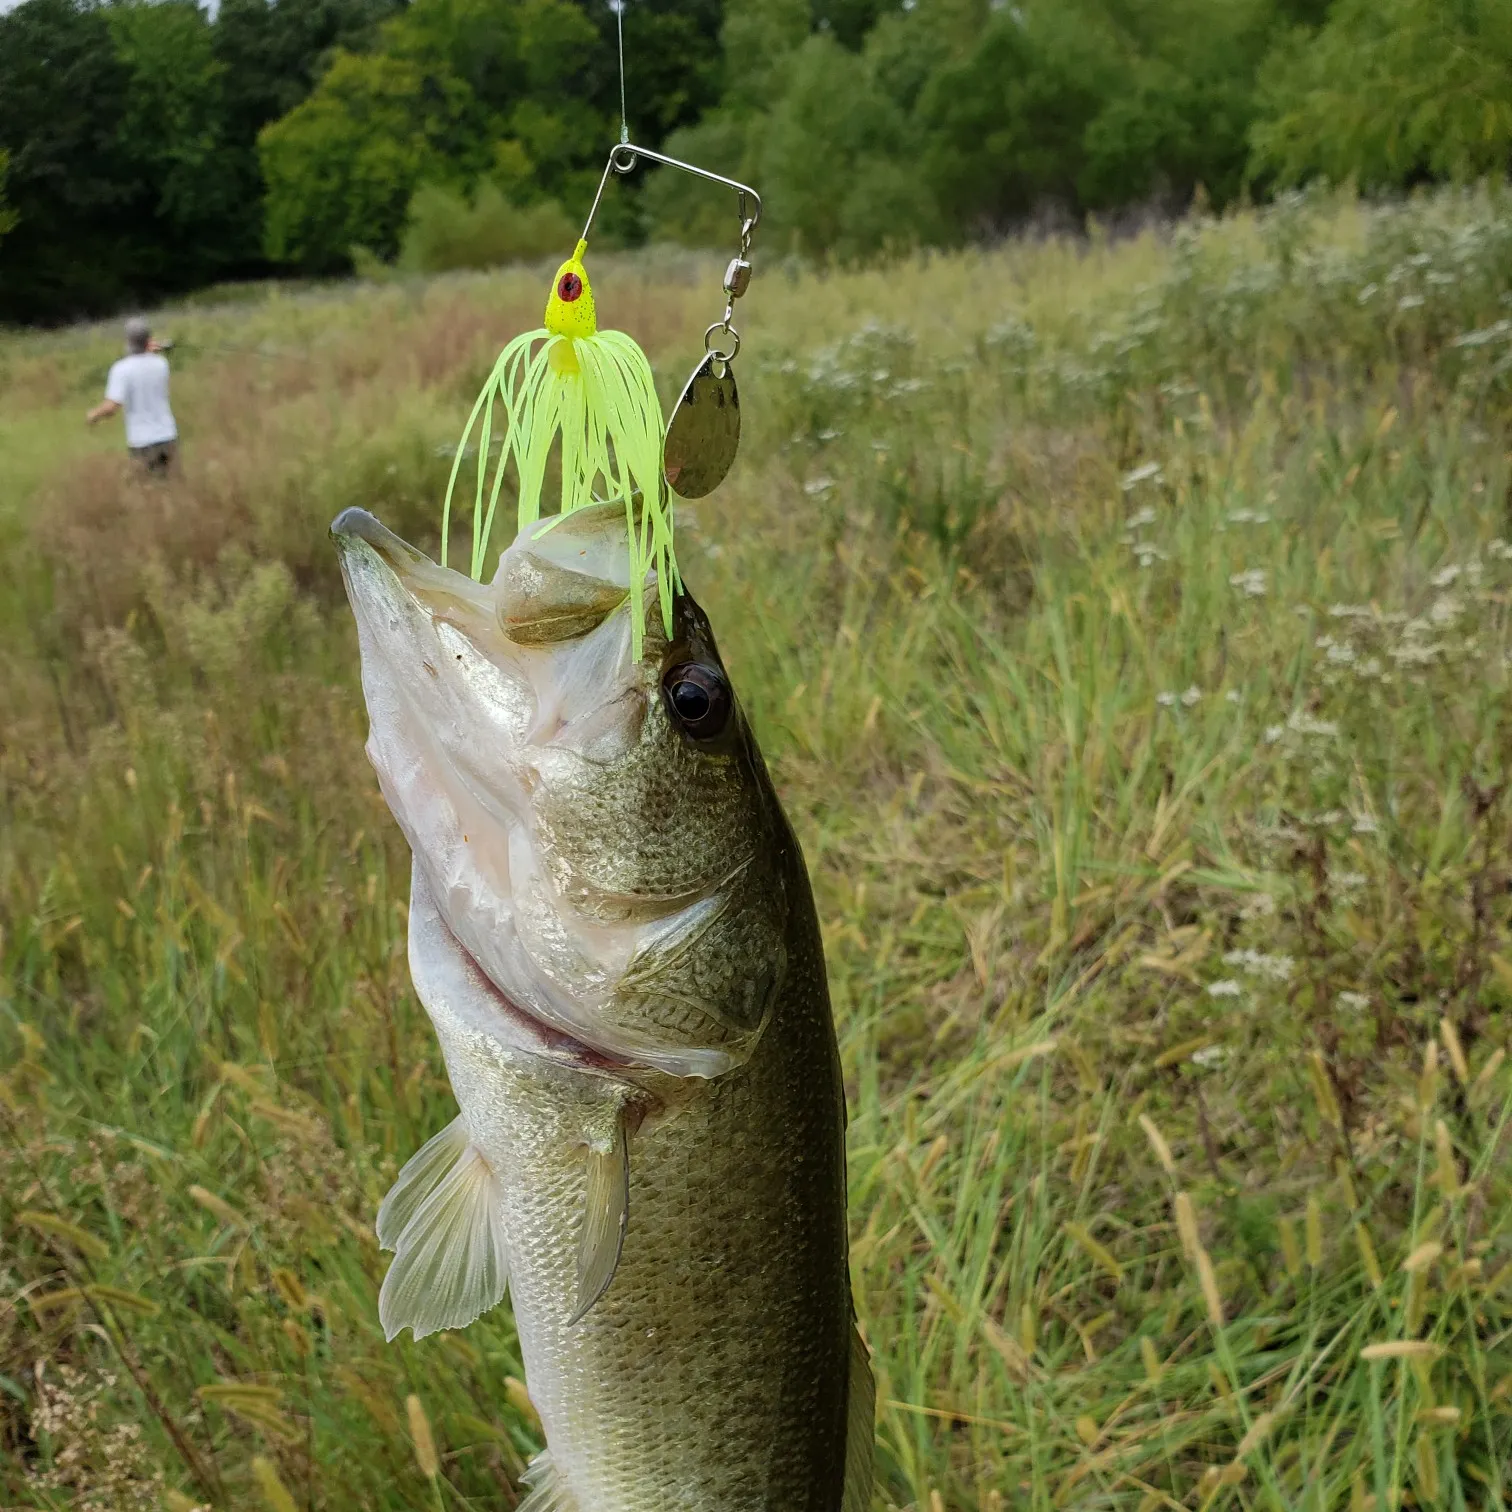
841,1320,876,1512
516,1450,577,1512
377,1117,509,1341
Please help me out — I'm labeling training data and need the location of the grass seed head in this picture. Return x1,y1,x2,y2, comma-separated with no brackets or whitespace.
407,1393,440,1479
1138,1113,1176,1176
1174,1191,1200,1260
1305,1192,1324,1269
251,1458,299,1512
1438,1018,1469,1083
1434,1120,1460,1197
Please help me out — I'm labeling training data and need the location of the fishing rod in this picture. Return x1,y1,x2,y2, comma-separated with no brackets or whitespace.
154,337,314,363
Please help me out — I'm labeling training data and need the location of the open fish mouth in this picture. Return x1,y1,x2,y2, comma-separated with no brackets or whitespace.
331,506,772,1079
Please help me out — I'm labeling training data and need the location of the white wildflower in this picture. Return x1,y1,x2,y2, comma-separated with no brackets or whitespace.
1191,1046,1228,1069
1230,568,1268,597
1352,813,1380,835
1398,294,1425,311
1223,948,1295,982
1287,711,1339,738
1207,980,1242,999
1305,809,1347,828
817,427,842,442
1391,639,1440,667
1325,643,1357,665
1357,283,1379,304
1329,603,1373,620
1225,689,1242,704
803,477,835,496
1263,723,1285,743
1429,594,1462,626
1156,691,1179,708
1227,508,1272,526
1338,991,1370,1012
1181,685,1202,707
1431,564,1461,588
1128,506,1157,528
1121,460,1163,490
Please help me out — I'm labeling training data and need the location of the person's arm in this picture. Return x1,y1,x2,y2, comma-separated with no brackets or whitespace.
89,362,127,425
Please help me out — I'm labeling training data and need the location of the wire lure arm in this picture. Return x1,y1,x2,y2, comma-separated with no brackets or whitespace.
581,139,762,502
580,141,762,247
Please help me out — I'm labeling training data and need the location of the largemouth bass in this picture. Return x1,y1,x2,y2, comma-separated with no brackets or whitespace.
332,503,873,1512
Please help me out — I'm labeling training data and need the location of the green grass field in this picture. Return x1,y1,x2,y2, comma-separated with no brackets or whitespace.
4,185,1512,1511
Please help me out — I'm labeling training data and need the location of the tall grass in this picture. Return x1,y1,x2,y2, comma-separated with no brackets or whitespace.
3,184,1512,1510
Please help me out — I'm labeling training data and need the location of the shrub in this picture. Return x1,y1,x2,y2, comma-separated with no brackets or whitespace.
394,180,575,273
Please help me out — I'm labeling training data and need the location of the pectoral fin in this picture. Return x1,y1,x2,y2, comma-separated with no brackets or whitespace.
516,1450,576,1512
377,1115,469,1250
377,1117,509,1341
569,1113,630,1324
841,1320,876,1512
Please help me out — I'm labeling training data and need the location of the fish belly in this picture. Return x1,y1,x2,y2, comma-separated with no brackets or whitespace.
443,932,850,1511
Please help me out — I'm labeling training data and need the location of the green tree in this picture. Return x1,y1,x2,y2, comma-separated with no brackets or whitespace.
915,4,1122,231
761,32,935,257
213,0,403,262
1251,0,1512,189
0,0,147,321
259,50,485,267
719,0,810,114
0,150,17,248
1076,0,1278,209
107,2,243,268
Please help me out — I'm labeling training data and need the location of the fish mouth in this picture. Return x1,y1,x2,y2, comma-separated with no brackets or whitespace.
332,506,421,564
333,507,749,1080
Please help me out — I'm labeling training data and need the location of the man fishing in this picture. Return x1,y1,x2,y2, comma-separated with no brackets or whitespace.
86,316,178,472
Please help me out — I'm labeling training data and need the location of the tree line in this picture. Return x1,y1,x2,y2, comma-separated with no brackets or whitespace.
1,0,1509,324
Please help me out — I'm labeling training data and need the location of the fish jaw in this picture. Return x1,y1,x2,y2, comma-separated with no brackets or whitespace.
331,508,768,1078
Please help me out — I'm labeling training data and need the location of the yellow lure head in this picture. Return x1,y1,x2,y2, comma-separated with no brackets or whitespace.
544,238,596,340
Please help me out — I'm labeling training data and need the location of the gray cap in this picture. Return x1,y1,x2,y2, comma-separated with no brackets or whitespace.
124,316,151,352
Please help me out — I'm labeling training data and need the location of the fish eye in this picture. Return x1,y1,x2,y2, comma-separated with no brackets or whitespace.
558,272,583,302
662,662,731,741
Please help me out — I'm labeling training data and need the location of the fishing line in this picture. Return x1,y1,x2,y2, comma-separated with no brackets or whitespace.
614,0,629,145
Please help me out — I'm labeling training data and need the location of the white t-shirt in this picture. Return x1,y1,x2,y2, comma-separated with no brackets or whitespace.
105,352,178,449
